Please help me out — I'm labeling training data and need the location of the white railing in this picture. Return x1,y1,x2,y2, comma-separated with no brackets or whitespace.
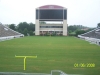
51,70,67,75
0,35,24,42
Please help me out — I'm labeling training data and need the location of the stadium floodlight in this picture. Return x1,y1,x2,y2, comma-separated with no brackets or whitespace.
15,55,37,70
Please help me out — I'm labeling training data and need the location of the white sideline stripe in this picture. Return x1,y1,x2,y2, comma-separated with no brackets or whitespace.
0,72,50,75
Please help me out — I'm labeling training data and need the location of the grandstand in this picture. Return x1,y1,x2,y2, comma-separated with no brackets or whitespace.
81,28,100,39
78,27,100,45
0,23,24,41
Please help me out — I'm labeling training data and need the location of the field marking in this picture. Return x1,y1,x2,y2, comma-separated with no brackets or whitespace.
15,55,37,70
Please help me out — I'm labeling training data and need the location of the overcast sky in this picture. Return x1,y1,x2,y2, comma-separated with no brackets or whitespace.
0,0,100,27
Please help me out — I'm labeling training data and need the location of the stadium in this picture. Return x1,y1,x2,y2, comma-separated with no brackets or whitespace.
0,5,100,75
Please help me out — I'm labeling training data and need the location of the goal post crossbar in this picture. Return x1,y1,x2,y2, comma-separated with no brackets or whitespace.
15,55,37,70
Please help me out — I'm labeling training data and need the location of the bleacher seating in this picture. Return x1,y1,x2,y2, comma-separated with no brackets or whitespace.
78,28,100,45
0,24,24,41
0,24,24,37
81,28,100,39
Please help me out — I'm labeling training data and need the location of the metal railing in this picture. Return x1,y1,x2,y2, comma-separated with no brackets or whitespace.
51,70,67,75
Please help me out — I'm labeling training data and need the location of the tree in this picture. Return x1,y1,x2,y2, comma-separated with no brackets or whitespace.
75,30,86,36
7,22,35,36
17,22,29,31
29,23,35,31
68,25,78,32
29,30,34,36
17,22,35,32
23,28,28,36
97,23,100,28
18,29,23,34
16,22,35,36
9,24,16,30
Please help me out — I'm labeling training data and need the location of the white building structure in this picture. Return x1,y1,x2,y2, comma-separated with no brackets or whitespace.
35,5,67,36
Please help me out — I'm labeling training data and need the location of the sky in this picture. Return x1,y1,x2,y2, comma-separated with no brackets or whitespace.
0,0,100,27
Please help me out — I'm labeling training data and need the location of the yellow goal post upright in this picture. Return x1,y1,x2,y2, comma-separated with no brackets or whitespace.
15,55,37,70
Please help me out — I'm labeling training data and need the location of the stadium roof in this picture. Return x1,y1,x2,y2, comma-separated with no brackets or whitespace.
38,5,65,9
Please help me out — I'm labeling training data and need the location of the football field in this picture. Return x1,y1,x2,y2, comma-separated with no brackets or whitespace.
0,36,100,75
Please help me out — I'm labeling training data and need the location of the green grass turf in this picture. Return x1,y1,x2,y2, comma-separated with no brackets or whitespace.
0,36,100,75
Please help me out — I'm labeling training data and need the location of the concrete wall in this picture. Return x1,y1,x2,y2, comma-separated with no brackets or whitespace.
35,20,39,35
63,20,67,36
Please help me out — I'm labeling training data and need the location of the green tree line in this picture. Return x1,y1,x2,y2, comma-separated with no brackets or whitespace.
9,22,35,36
8,22,99,36
68,25,93,36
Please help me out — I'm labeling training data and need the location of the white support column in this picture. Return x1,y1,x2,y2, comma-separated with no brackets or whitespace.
35,20,39,35
63,20,67,36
